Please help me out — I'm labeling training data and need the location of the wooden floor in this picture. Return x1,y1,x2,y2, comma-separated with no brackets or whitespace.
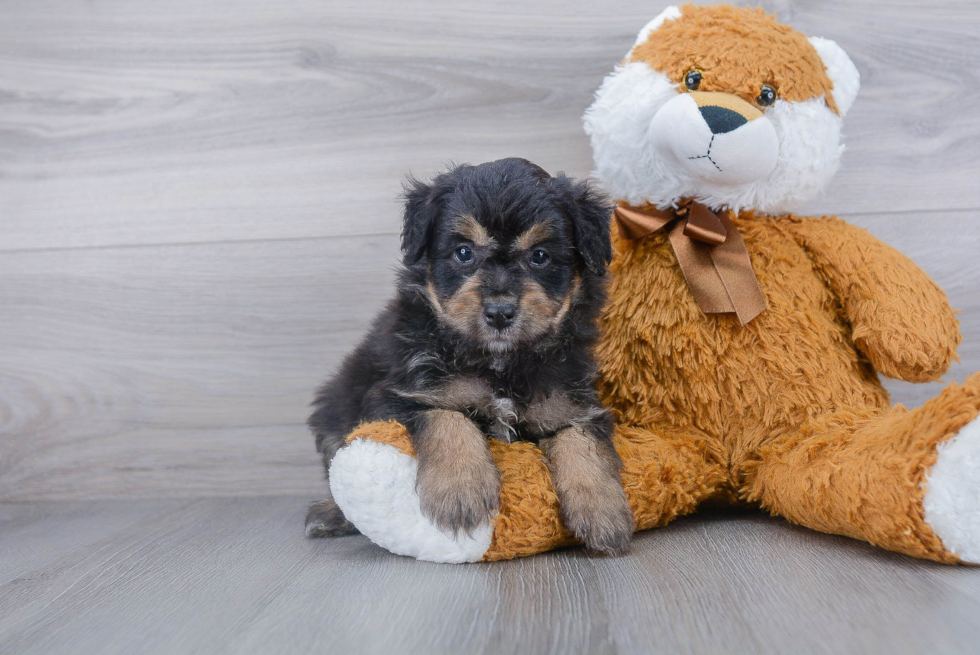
2,0,980,652
2,497,980,655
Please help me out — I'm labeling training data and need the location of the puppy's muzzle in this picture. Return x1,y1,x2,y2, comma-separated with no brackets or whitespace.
483,301,517,330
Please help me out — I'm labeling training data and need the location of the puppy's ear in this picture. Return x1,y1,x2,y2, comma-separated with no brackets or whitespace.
556,177,614,275
400,174,449,266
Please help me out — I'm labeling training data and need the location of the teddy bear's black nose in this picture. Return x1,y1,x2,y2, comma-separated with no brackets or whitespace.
699,105,748,134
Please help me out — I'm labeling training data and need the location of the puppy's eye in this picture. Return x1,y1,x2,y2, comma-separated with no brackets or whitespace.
529,248,550,267
453,245,474,264
684,70,702,91
757,85,778,107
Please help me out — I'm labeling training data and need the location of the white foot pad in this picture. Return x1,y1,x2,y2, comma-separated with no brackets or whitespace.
329,438,493,563
923,415,980,564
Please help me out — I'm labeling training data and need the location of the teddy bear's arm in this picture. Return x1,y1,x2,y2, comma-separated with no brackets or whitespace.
788,216,961,382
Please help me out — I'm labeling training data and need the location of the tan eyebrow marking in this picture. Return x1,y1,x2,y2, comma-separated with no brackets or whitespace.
513,221,554,252
451,214,494,248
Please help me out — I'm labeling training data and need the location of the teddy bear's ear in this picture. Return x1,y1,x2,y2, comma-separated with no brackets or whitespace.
809,36,861,117
630,5,682,50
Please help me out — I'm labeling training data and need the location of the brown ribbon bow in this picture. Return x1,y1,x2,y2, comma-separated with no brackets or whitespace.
614,200,767,325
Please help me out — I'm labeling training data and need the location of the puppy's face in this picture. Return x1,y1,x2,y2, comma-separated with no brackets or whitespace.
428,211,576,353
401,158,612,353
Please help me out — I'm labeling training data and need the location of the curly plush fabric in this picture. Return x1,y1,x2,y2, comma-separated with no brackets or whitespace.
789,217,961,382
630,4,839,113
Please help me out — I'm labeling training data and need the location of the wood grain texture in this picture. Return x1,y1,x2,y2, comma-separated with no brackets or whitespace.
0,0,978,502
0,235,401,501
2,497,980,655
1,0,979,251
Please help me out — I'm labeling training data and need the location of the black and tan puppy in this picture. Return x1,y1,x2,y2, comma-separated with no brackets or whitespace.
306,157,633,555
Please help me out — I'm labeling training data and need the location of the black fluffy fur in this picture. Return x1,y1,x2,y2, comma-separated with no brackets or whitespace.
306,157,619,543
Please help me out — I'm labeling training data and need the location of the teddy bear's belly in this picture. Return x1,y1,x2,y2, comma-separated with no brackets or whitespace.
596,226,889,456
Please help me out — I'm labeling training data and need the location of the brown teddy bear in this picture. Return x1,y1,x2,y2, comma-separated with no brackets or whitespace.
325,4,980,564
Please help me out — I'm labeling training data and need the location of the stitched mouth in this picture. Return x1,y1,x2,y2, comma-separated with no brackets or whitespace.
688,134,723,172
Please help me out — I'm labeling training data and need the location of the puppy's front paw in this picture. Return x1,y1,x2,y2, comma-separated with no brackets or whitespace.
542,427,633,556
413,409,501,534
559,480,634,556
305,498,359,537
416,455,501,535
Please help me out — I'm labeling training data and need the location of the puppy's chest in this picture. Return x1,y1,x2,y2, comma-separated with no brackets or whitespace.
429,376,585,443
448,377,530,442
478,395,523,443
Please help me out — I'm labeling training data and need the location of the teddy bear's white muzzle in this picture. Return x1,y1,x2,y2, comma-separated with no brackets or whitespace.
650,93,779,186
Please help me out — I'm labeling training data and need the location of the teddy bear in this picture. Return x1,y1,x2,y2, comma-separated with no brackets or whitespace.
325,4,980,564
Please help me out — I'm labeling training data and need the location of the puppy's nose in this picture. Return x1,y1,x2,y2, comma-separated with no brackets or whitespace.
483,302,517,330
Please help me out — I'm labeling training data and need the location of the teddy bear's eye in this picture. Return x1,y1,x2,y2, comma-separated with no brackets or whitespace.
757,85,778,107
684,70,702,91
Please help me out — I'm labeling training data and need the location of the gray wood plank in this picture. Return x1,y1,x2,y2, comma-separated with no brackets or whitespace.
2,497,980,655
0,499,180,584
1,0,979,252
0,209,976,501
0,234,401,501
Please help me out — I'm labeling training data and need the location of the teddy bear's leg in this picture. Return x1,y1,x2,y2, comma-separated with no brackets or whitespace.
613,424,730,533
329,421,497,563
745,373,980,564
329,420,728,562
483,423,729,560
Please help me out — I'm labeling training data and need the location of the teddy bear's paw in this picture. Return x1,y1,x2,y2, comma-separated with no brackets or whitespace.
923,415,980,564
329,438,494,563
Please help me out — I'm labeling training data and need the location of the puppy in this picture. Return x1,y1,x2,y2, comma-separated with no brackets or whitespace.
306,157,633,555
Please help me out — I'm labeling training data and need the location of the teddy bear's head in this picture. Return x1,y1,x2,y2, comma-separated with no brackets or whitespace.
584,4,860,214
